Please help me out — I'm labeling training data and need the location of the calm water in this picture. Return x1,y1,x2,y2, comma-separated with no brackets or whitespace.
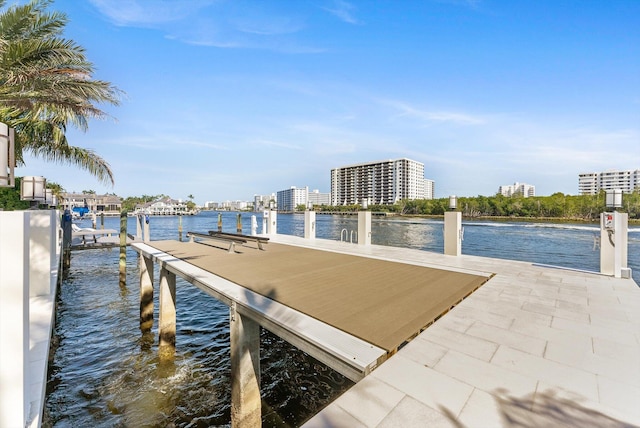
44,212,640,427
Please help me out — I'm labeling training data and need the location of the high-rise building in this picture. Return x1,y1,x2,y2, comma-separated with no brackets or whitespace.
331,158,432,205
498,182,535,197
307,189,331,207
578,169,640,195
424,179,435,200
277,186,308,211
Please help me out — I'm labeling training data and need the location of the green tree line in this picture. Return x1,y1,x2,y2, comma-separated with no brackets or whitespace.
318,191,640,220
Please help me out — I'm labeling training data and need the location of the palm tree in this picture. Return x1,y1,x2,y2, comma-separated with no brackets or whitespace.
0,0,122,185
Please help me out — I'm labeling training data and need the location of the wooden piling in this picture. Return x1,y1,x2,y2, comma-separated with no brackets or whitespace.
62,210,72,271
119,210,127,287
230,301,261,427
139,254,154,332
158,266,176,360
218,213,222,232
178,214,183,241
144,215,150,242
236,213,242,233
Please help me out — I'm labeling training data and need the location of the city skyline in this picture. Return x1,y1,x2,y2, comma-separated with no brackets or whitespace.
14,0,640,205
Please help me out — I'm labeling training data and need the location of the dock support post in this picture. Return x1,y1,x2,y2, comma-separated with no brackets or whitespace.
237,213,242,233
136,214,142,240
178,215,183,241
144,214,150,242
218,213,222,232
0,212,30,428
158,266,176,359
119,210,127,287
357,211,371,245
140,254,154,332
600,211,629,278
304,209,316,239
62,209,72,271
444,211,462,256
267,209,277,235
250,215,257,236
230,302,261,427
262,211,268,234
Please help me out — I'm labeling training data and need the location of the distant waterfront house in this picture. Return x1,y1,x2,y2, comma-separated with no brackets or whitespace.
133,197,199,215
59,192,122,214
498,182,535,197
578,169,640,195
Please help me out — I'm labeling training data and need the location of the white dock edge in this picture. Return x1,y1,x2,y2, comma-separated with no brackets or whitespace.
132,242,387,382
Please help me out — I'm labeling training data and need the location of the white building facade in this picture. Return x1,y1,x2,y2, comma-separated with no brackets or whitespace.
424,179,435,200
307,189,331,207
578,169,640,195
331,158,432,206
498,182,536,198
253,193,276,211
277,186,309,211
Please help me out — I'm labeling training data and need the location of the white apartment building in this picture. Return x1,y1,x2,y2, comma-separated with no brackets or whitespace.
308,189,331,206
277,186,309,211
424,179,435,200
331,158,432,206
498,182,535,198
578,169,640,195
253,193,276,211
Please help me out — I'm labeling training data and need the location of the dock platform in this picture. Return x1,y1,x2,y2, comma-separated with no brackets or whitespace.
271,234,640,427
135,232,640,426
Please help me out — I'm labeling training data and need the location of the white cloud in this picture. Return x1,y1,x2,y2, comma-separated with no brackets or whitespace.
88,0,324,53
380,99,486,126
88,0,215,26
322,0,361,25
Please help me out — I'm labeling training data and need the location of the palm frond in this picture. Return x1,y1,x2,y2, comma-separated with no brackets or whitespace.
0,0,122,186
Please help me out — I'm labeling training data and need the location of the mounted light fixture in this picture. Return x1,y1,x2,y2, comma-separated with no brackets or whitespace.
449,195,457,210
21,176,47,202
0,122,15,188
45,188,57,207
605,189,622,209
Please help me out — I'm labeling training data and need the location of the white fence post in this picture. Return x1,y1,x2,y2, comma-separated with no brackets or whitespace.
30,211,54,296
0,211,30,427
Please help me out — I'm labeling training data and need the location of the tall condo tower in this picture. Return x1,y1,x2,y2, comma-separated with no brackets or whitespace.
331,158,431,206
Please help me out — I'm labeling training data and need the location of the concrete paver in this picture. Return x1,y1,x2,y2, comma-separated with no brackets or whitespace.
286,234,640,427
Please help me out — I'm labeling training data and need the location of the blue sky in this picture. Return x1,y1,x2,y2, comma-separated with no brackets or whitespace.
17,0,640,204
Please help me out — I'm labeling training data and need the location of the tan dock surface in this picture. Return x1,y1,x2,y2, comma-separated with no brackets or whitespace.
148,239,489,352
